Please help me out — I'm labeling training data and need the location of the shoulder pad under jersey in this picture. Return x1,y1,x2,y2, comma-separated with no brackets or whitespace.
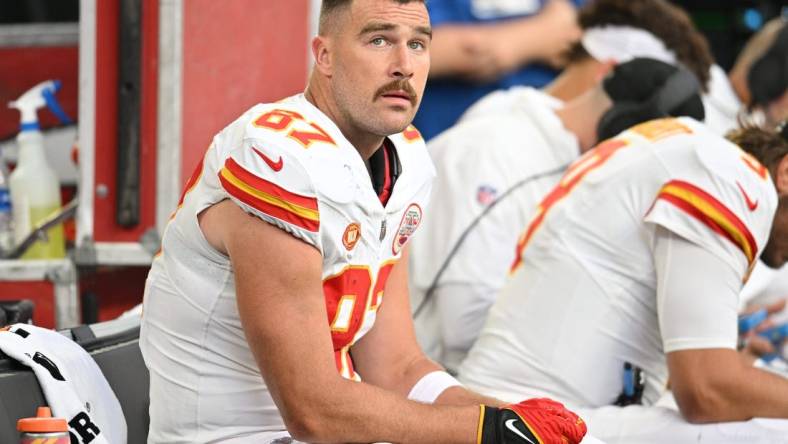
218,109,323,250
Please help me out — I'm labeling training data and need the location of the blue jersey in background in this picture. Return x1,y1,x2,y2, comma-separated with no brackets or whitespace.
415,0,585,140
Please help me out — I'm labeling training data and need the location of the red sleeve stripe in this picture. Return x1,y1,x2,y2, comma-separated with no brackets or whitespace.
655,180,757,265
179,156,205,207
225,157,318,210
219,158,319,232
170,156,206,221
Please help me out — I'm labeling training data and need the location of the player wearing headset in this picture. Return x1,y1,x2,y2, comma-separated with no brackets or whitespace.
460,99,788,443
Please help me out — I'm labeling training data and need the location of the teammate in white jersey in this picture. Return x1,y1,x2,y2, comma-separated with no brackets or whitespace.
410,57,706,372
409,83,575,369
140,1,587,443
459,117,788,442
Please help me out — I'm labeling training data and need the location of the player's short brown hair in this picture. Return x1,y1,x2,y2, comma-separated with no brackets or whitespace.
727,125,788,174
319,0,427,35
566,0,713,92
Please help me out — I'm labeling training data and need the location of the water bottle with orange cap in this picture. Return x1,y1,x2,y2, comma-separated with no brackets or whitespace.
17,406,70,444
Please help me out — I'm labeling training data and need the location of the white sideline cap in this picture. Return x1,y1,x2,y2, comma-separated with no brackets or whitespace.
582,25,677,65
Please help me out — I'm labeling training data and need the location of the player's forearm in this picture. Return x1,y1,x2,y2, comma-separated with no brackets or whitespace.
285,376,480,443
738,365,788,418
379,349,504,408
428,19,544,79
427,26,491,78
675,359,788,423
435,385,505,408
481,16,550,67
714,365,788,421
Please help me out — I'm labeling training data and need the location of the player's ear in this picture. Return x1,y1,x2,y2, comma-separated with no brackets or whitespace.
776,153,788,196
312,35,333,76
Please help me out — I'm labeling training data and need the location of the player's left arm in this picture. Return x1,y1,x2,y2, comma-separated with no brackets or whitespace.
352,246,589,442
653,227,788,423
350,246,502,407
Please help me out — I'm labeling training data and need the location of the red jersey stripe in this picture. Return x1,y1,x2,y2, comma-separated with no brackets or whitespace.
225,157,318,211
219,170,320,232
656,180,757,265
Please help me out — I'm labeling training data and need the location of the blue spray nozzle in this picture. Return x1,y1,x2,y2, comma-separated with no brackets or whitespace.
42,84,73,125
9,79,73,132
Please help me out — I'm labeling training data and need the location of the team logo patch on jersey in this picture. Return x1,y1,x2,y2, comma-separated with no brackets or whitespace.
393,203,422,255
476,184,498,206
342,222,361,250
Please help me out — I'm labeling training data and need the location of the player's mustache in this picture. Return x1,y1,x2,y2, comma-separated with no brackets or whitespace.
375,80,418,105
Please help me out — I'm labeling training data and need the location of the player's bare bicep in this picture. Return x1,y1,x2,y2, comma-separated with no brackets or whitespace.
221,204,338,407
227,205,323,341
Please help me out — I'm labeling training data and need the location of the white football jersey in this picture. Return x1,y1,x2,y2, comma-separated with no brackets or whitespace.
140,94,434,442
409,87,578,371
459,86,537,122
459,117,778,407
702,64,743,137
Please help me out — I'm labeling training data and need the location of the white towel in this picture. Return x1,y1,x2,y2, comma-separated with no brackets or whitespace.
0,323,127,444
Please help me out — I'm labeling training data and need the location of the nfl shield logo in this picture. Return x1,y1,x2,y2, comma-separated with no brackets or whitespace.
476,185,497,206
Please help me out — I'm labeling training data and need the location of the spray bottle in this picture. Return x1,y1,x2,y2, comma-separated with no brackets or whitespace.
8,80,73,259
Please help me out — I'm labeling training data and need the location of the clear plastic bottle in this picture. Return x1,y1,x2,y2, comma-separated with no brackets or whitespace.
9,130,65,259
7,80,71,260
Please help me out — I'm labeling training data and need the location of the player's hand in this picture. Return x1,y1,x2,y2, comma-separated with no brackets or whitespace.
479,398,587,444
533,0,581,68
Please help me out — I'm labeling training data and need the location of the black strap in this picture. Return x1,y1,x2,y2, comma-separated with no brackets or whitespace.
70,325,97,345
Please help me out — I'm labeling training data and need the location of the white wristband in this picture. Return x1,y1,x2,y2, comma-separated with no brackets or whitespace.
407,371,462,404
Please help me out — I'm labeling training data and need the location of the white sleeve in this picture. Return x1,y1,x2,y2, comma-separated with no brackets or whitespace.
218,138,321,251
653,225,740,353
434,282,498,372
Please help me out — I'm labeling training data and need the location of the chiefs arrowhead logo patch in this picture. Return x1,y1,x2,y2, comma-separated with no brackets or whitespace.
342,222,361,251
